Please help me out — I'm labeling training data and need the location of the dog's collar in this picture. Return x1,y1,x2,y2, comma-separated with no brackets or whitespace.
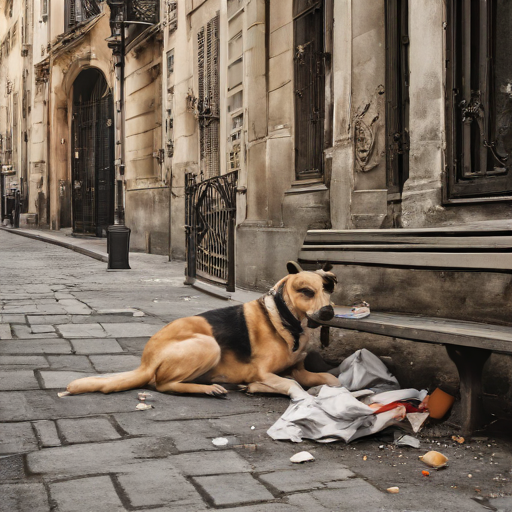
269,284,303,351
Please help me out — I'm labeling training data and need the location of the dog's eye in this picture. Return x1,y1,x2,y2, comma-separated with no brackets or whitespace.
298,288,315,298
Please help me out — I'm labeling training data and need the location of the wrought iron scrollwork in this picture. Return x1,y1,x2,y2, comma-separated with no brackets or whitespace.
185,171,238,291
459,91,509,166
127,0,159,24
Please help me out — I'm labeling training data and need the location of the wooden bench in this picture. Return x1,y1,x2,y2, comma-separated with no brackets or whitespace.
301,225,512,436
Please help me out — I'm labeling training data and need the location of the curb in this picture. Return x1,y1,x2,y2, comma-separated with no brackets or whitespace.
0,227,108,263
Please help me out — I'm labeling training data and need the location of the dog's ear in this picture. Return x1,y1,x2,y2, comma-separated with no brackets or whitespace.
322,262,333,272
316,269,338,293
287,261,303,274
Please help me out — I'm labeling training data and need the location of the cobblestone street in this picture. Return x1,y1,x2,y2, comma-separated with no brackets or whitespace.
1,229,512,512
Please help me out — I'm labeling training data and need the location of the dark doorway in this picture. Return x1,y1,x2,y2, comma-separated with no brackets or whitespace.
293,0,325,180
71,69,114,236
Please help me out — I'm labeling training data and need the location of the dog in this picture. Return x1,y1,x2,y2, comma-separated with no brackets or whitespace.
65,262,340,400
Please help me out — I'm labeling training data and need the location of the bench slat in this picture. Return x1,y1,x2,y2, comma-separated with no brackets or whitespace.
299,250,512,271
319,311,512,354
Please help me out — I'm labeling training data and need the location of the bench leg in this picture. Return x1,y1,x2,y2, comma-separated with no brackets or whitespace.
445,345,491,437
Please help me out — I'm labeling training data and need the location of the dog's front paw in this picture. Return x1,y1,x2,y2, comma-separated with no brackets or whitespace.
205,384,228,399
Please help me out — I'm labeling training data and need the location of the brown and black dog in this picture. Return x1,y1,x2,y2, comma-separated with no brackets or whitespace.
65,263,340,399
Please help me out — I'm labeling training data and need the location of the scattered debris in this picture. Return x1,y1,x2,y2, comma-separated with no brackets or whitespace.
363,455,368,461
407,412,429,433
468,474,473,478
290,451,315,463
250,426,255,430
138,392,152,402
419,451,448,469
452,435,465,444
135,403,153,411
386,487,400,494
233,444,257,451
395,434,420,449
212,437,229,447
57,391,70,398
422,470,430,477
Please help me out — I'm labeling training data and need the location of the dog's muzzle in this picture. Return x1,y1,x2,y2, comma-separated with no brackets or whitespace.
317,305,334,321
307,305,334,328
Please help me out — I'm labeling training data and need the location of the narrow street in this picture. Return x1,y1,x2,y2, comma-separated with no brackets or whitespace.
1,229,511,512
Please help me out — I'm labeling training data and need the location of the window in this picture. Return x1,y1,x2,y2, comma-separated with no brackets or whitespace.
385,0,409,196
293,0,325,180
65,0,100,31
167,49,174,77
41,0,48,21
446,0,512,201
197,15,220,179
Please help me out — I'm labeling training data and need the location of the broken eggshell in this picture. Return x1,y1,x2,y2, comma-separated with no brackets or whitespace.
290,451,315,463
135,403,154,411
419,451,449,469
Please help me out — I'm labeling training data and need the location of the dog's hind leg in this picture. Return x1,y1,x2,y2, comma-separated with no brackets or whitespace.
154,334,226,397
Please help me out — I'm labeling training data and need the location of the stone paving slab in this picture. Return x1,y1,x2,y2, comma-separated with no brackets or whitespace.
100,322,164,338
0,314,27,324
57,417,121,444
0,390,146,422
56,323,106,338
11,325,59,339
116,462,203,508
70,338,124,354
170,450,252,476
0,355,47,369
27,315,70,325
258,466,356,493
49,476,125,512
27,437,176,479
47,355,94,371
89,355,140,373
0,324,12,339
115,336,150,354
39,371,94,389
0,370,39,390
0,421,38,455
0,483,49,512
57,299,92,315
30,325,56,334
0,339,72,354
193,473,275,507
32,420,61,448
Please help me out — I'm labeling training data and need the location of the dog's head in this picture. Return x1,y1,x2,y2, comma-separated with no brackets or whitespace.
272,261,337,323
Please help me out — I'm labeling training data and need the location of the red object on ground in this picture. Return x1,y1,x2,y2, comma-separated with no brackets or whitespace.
373,401,421,414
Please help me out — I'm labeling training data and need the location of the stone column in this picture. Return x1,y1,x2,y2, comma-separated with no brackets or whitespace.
401,0,445,227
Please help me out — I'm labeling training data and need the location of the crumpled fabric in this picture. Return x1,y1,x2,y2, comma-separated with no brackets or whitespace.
267,349,426,443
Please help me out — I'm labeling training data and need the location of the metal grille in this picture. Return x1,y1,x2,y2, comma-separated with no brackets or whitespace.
185,171,238,291
72,89,114,236
294,1,325,180
128,0,159,24
197,15,220,179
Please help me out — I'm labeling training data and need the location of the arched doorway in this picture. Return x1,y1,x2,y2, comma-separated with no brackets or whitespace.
71,68,114,236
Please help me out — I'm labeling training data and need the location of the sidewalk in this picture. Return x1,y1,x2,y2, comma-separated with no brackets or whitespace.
0,225,261,303
0,226,108,262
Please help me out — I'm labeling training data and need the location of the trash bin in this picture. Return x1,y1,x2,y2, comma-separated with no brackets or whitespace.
107,225,131,270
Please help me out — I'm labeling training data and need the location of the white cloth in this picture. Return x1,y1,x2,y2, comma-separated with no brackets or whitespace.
267,349,426,443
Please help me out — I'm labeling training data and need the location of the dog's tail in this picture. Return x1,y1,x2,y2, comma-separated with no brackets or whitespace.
66,366,153,395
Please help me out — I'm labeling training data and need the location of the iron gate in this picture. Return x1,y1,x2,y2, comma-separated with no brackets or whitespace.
72,92,115,236
185,171,238,292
